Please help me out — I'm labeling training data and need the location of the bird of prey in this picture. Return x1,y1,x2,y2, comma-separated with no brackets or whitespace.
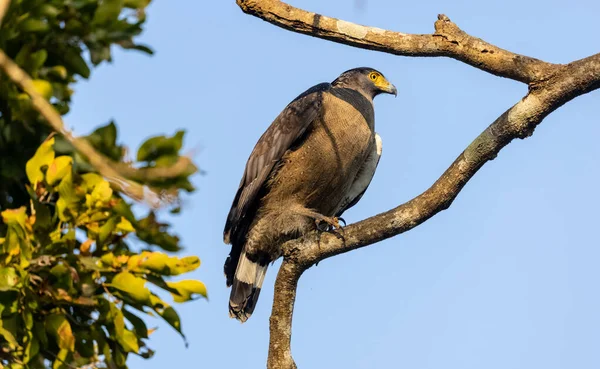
224,67,396,322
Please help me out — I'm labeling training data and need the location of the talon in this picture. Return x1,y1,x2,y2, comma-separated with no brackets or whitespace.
338,217,347,227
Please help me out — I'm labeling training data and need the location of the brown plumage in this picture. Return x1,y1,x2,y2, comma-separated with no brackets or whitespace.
224,67,396,322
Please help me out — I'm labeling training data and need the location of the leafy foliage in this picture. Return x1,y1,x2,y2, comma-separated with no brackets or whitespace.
0,1,204,368
0,0,160,208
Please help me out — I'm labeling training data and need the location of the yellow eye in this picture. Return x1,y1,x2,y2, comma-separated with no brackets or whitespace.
369,72,378,80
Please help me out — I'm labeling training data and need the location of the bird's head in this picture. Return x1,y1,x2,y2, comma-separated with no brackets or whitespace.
332,67,397,99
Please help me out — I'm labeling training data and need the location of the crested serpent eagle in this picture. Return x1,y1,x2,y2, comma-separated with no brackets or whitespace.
224,67,397,322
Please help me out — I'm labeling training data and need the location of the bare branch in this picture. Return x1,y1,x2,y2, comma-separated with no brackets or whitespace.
0,0,10,26
267,261,302,369
236,0,559,83
114,156,196,183
0,49,192,207
235,2,600,368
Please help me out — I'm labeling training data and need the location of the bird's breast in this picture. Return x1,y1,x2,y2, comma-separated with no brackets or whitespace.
265,91,375,215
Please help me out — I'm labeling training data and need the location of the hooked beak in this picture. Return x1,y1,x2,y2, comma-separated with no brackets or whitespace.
384,83,398,97
376,79,397,97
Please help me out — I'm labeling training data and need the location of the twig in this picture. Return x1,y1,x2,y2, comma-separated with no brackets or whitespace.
0,49,183,207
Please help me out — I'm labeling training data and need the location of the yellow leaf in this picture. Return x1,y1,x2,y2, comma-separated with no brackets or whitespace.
116,217,134,233
166,280,207,303
48,65,68,80
115,254,129,265
81,173,104,192
25,138,55,186
100,253,115,266
110,272,151,304
90,180,113,207
118,329,140,353
0,268,19,291
1,207,27,229
46,156,73,185
52,348,69,369
31,79,53,99
139,252,200,275
127,254,143,270
45,314,75,351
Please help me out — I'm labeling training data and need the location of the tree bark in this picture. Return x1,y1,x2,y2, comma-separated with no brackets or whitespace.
235,1,600,368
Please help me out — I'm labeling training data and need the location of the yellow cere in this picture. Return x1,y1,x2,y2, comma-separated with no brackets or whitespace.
369,71,389,89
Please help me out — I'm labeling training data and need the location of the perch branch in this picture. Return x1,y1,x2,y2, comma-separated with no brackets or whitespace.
268,52,600,369
235,2,600,369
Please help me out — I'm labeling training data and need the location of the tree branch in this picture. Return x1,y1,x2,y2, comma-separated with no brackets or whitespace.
283,53,600,268
268,52,600,368
0,0,9,27
0,49,193,207
236,0,558,83
234,2,600,368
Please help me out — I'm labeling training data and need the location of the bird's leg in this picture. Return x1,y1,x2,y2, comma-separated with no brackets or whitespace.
308,211,341,231
301,209,346,240
289,205,346,240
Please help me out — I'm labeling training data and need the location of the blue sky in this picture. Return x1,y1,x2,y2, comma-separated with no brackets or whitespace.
65,1,600,368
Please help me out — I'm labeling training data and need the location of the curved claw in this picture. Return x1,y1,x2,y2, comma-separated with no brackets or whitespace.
338,217,347,227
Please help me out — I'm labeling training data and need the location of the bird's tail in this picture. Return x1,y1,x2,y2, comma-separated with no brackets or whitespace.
229,249,268,322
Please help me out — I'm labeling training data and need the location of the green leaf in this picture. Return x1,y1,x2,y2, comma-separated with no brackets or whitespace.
38,4,61,18
25,137,55,185
45,314,75,351
123,308,149,339
75,332,95,358
0,323,18,349
33,200,52,231
136,212,182,252
166,280,207,302
23,335,39,364
86,121,124,161
137,130,185,162
98,216,117,244
110,272,151,304
61,46,91,78
0,268,19,291
19,18,50,33
124,0,152,8
121,43,154,55
0,292,18,316
46,156,73,185
93,0,124,25
56,172,79,221
150,294,186,342
26,49,48,73
46,66,68,81
0,306,18,349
